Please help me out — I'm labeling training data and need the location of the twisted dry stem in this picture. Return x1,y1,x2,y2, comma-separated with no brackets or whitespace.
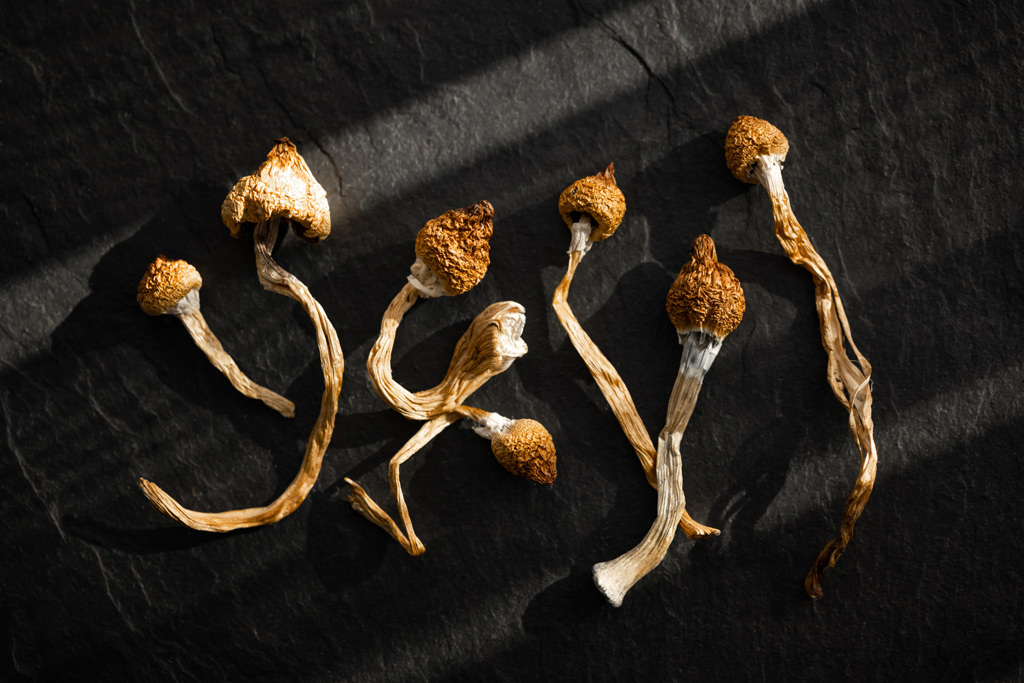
593,434,684,606
366,285,525,420
351,299,529,553
175,303,295,418
139,217,344,531
755,158,878,599
345,412,463,556
592,333,717,605
551,219,717,538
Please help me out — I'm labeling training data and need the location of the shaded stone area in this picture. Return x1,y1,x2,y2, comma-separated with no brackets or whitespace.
1,0,1021,680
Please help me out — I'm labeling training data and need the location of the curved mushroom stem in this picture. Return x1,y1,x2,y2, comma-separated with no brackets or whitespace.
551,216,717,539
366,289,527,420
139,217,344,532
752,156,878,599
591,331,720,605
170,291,295,418
345,412,462,556
593,435,685,606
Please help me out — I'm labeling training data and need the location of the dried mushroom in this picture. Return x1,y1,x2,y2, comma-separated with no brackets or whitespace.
412,200,494,296
367,202,502,419
221,137,331,243
464,408,557,485
726,115,878,598
551,164,717,539
347,301,556,555
137,255,294,418
593,235,744,606
139,138,343,532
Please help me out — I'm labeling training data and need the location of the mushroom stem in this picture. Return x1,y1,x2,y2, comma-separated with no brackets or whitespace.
367,291,528,421
551,223,717,539
591,330,721,606
138,217,344,532
593,436,685,606
751,156,878,600
171,292,295,418
345,412,462,556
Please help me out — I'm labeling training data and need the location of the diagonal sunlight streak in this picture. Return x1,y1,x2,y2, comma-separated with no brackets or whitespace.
328,0,831,219
0,0,831,371
0,213,154,367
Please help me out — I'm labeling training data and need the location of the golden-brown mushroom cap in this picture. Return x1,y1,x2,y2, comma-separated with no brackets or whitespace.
666,235,745,339
221,137,331,243
724,116,790,184
491,419,557,485
558,163,626,241
414,200,494,296
137,255,203,316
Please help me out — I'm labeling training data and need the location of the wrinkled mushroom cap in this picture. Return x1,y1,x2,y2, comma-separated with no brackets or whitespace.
666,234,745,339
558,163,626,241
491,419,557,485
414,200,494,296
221,137,331,243
724,116,790,184
137,255,203,316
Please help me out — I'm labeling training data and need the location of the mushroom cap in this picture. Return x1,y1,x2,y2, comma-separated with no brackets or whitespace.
414,200,494,296
558,163,626,241
724,116,790,184
491,419,557,485
220,137,331,243
137,255,203,316
666,234,745,339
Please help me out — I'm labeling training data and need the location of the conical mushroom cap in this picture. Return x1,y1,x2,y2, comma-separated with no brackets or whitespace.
221,137,331,243
558,163,626,241
414,200,494,296
137,256,202,316
491,419,557,485
724,116,790,184
666,235,745,339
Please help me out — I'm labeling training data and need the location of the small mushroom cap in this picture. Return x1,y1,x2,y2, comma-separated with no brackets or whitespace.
558,163,626,241
666,234,745,339
491,419,557,485
221,137,331,243
724,116,790,184
414,200,494,296
137,255,203,316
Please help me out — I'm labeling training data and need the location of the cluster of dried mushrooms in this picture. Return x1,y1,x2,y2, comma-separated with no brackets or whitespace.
346,200,556,556
138,138,343,532
135,119,877,602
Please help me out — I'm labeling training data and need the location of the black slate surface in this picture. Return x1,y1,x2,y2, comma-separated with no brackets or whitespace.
2,1,1022,680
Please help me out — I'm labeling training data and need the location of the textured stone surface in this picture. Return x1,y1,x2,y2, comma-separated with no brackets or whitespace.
2,0,1023,680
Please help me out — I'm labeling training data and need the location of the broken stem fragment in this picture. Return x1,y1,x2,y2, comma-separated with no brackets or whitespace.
137,255,294,417
551,165,716,539
726,115,878,599
593,234,744,606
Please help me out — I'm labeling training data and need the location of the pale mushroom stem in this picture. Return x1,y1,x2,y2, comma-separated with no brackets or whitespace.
593,436,684,607
345,412,462,556
592,331,720,605
138,217,344,532
552,216,717,539
753,157,878,599
172,296,295,418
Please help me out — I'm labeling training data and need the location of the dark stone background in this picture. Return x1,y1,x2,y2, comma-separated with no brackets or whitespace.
2,0,1022,680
